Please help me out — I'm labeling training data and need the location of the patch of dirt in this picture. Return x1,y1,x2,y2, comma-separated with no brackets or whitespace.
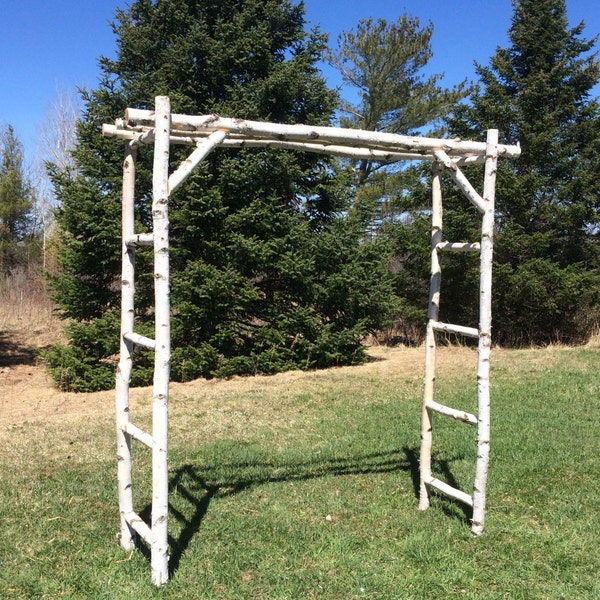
0,362,115,427
0,321,115,428
0,319,477,429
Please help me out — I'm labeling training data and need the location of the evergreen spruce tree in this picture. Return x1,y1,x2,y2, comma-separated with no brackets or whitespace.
443,0,600,345
46,0,397,391
0,125,37,273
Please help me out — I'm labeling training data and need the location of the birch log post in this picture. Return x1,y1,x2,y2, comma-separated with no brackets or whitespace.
419,162,443,511
150,96,171,586
471,129,498,536
115,142,137,550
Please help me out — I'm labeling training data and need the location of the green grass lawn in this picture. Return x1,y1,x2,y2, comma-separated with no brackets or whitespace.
1,345,599,599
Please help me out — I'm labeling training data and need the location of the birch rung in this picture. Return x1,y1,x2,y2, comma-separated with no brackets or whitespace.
436,242,480,252
426,477,474,507
122,422,154,448
125,233,154,247
431,321,479,338
123,331,156,350
426,400,477,425
124,511,153,545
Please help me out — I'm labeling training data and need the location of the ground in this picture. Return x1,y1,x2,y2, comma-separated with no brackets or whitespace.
0,318,432,428
0,320,116,426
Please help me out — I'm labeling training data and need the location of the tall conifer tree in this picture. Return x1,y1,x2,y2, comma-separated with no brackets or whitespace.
327,16,471,341
47,0,396,390
0,125,37,272
444,0,600,344
328,16,470,222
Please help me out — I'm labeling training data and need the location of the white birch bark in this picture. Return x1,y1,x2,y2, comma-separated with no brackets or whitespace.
150,96,171,586
471,129,498,536
122,109,522,158
425,399,477,425
115,142,137,551
104,102,520,577
432,149,486,213
428,478,474,507
419,162,443,511
103,122,489,164
168,130,227,194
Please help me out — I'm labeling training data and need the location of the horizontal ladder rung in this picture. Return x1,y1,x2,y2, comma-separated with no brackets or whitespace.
122,423,154,448
124,511,152,545
425,400,477,425
123,331,156,350
425,477,474,507
431,321,479,338
125,233,154,247
426,400,477,425
436,242,480,252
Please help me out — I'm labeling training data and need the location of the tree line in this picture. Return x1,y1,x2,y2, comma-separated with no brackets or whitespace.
1,0,598,391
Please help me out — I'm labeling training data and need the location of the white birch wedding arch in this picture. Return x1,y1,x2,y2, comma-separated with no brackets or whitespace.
102,96,520,585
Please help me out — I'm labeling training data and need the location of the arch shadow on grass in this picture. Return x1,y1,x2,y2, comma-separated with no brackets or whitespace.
135,445,473,578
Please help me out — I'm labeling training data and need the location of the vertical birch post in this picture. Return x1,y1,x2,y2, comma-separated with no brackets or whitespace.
419,162,443,510
151,96,171,585
115,142,137,550
471,129,498,535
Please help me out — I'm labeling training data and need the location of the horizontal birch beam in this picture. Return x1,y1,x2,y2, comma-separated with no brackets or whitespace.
130,127,156,148
426,399,478,425
125,233,154,247
124,511,153,545
218,137,446,162
218,137,486,164
103,124,191,145
431,321,479,338
122,422,154,448
121,109,522,158
123,331,156,350
436,242,481,252
425,477,474,507
103,123,488,164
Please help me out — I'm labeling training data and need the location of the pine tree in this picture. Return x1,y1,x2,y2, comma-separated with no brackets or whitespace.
329,16,470,196
444,0,600,345
327,16,471,341
46,0,397,391
0,125,37,273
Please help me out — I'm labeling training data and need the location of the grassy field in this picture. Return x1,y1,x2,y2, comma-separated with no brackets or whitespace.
1,344,599,599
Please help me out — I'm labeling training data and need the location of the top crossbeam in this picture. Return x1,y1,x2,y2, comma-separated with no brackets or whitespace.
103,109,521,164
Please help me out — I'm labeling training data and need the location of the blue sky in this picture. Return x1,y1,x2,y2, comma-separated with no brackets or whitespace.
1,0,598,161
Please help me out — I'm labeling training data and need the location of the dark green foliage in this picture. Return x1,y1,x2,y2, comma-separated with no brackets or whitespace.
444,0,600,345
328,16,471,135
0,125,39,272
383,215,431,343
46,0,397,390
493,259,600,345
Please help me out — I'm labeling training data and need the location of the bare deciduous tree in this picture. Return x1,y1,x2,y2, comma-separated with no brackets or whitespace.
33,86,80,269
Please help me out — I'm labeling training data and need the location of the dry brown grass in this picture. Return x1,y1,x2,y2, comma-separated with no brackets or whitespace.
0,266,66,346
0,264,479,444
0,337,477,429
